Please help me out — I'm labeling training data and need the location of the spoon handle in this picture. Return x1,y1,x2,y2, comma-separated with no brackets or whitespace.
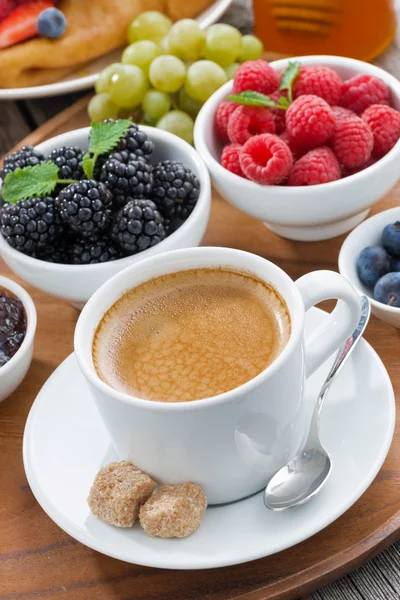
304,295,370,450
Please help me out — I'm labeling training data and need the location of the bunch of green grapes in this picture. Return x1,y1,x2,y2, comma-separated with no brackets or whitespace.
88,10,263,144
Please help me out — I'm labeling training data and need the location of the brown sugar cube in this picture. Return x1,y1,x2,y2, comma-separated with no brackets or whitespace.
88,460,156,528
139,482,208,538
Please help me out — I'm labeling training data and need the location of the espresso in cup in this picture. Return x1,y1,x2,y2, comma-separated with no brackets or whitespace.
92,268,290,402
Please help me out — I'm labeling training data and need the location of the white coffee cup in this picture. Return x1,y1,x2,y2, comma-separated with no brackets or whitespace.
74,247,361,505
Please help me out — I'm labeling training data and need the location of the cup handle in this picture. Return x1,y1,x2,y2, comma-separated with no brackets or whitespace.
295,270,361,379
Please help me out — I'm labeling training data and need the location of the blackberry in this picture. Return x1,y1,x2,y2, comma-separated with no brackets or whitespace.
48,146,84,180
93,123,153,179
57,180,112,238
114,121,154,159
69,237,123,264
0,196,62,255
94,149,149,180
1,146,45,179
35,232,74,264
111,199,165,255
100,157,153,209
152,160,200,220
108,149,148,165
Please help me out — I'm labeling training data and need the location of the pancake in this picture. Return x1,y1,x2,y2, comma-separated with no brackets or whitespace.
0,0,214,88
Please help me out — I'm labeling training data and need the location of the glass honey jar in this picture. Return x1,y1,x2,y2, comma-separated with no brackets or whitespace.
253,0,396,62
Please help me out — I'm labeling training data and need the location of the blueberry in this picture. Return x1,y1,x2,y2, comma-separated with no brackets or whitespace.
381,221,400,257
390,256,400,272
374,272,400,307
356,245,390,287
37,8,66,39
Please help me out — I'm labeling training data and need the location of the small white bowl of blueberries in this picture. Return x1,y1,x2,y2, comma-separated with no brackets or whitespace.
0,119,211,309
339,207,400,328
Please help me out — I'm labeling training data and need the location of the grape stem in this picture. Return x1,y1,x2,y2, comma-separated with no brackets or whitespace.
388,295,396,306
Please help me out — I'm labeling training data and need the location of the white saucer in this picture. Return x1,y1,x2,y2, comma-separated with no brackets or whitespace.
0,0,233,100
23,307,395,570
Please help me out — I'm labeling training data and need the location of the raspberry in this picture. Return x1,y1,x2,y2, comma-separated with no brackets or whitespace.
331,116,373,168
232,59,279,95
342,157,377,178
340,74,390,115
279,131,307,161
239,134,293,185
228,105,275,145
286,95,335,149
288,147,341,186
293,66,342,106
332,106,355,123
221,144,244,177
362,104,400,157
269,90,287,135
215,101,238,143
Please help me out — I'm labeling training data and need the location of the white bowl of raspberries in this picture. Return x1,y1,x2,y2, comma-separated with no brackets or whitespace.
194,55,400,241
339,207,400,328
0,121,211,309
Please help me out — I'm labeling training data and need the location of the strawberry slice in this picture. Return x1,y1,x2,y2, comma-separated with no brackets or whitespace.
0,1,16,24
0,0,53,49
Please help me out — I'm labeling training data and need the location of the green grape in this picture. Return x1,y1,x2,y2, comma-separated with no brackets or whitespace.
159,35,171,54
88,93,119,121
142,113,157,126
178,87,203,119
185,60,227,103
149,55,186,93
156,110,194,144
239,34,263,61
108,64,148,108
142,89,171,120
127,11,172,44
121,40,161,75
95,63,125,94
167,19,205,61
203,24,242,67
225,62,240,79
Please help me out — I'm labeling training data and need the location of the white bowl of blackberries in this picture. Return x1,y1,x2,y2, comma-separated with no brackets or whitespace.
0,120,211,308
339,207,400,328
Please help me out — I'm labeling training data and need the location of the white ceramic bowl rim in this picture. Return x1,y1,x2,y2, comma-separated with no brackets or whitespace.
194,55,400,194
339,206,400,313
0,275,37,377
0,126,211,272
74,246,306,413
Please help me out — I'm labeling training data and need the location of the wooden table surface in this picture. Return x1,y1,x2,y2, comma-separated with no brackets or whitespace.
2,2,400,599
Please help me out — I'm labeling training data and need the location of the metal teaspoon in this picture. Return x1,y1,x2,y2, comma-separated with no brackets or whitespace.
264,295,371,511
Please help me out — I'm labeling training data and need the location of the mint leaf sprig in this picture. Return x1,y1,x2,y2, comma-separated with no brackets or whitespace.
228,61,300,110
228,91,289,110
2,162,76,204
2,119,134,203
279,61,301,104
82,119,132,179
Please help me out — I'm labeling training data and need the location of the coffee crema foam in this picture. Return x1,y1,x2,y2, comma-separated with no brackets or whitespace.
92,268,291,402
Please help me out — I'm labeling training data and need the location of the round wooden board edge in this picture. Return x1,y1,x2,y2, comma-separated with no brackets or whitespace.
2,94,400,600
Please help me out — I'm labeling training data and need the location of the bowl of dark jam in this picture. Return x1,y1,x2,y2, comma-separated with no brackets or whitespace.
0,276,36,402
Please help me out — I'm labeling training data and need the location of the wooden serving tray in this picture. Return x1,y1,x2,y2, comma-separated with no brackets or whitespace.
1,97,400,600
